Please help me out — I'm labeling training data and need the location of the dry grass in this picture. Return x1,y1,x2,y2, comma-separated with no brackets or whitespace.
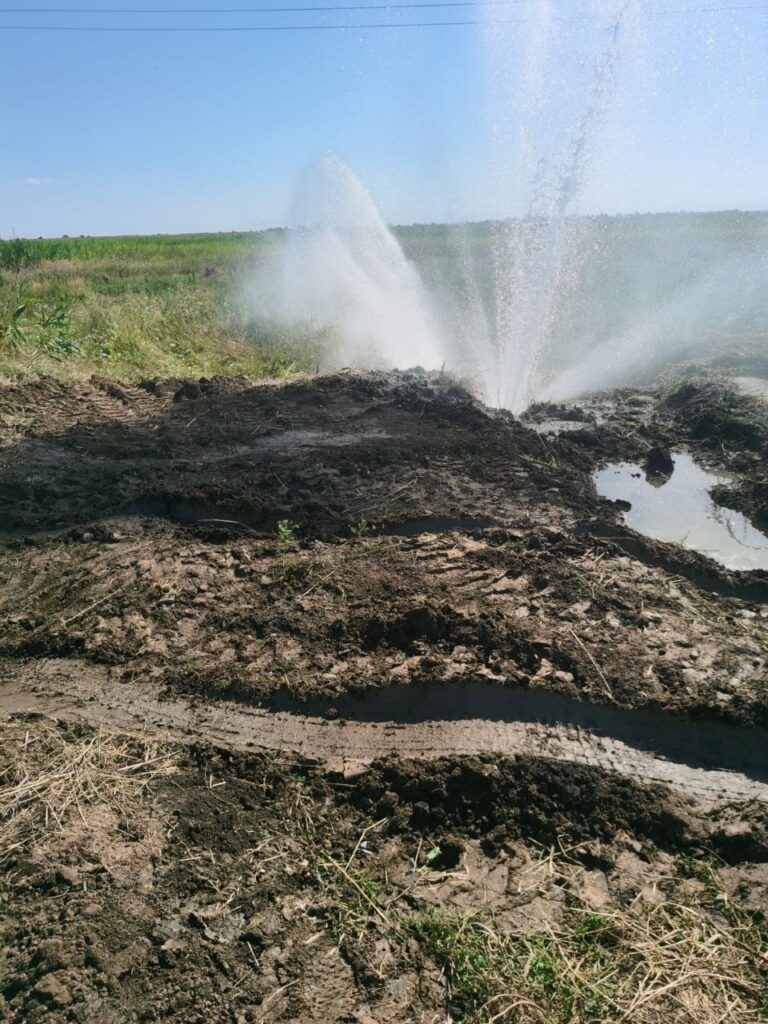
410,901,768,1023
308,826,768,1022
1,716,766,1023
410,874,768,1024
0,718,178,860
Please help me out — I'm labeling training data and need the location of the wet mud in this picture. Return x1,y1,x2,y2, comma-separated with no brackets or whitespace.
2,659,767,803
1,369,767,730
2,367,768,1023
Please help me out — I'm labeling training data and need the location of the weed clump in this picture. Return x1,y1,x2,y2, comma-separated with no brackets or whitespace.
410,902,767,1023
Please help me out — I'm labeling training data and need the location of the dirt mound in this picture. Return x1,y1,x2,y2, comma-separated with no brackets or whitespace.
347,755,689,850
0,371,582,539
1,371,767,729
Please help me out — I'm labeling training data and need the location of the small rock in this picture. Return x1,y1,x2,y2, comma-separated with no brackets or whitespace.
643,445,675,480
575,870,611,908
33,974,72,1007
376,790,399,815
240,919,264,947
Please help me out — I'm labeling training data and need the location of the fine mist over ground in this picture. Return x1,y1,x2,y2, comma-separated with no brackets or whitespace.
244,202,768,410
241,156,443,374
399,210,768,403
240,0,766,412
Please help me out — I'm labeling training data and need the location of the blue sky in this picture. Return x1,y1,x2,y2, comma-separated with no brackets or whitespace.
1,1,766,237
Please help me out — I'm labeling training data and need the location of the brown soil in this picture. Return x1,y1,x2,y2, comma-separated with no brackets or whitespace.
2,716,767,1024
0,371,766,728
1,370,767,1022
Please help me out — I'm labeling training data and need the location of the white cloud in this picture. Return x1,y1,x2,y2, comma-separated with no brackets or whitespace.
24,177,44,187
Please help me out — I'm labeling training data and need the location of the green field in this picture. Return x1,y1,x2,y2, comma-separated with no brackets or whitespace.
0,230,303,382
2,211,767,385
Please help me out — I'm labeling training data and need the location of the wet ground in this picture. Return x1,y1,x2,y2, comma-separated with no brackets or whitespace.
733,375,768,400
2,369,766,722
1,365,767,1022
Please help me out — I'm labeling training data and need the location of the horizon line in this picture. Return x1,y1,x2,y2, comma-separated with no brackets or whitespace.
5,207,768,242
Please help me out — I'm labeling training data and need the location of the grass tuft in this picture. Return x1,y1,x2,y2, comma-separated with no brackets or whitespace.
410,902,767,1023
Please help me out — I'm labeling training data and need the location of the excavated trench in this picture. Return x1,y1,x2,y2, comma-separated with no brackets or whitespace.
117,500,499,539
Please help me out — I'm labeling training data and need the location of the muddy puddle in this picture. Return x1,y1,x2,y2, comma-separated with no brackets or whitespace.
595,452,768,572
529,419,589,435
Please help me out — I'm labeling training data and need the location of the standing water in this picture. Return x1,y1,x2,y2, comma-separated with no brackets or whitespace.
595,453,768,572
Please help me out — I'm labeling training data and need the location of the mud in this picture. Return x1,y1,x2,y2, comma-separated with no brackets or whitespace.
0,372,582,539
2,659,767,803
2,714,768,1024
2,369,768,1022
1,370,767,729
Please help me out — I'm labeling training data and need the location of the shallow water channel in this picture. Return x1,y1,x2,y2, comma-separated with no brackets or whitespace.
595,452,768,572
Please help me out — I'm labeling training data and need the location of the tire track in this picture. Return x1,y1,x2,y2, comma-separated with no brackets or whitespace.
2,660,766,804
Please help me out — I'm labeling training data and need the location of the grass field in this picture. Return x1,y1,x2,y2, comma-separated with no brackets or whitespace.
0,230,305,383
3,211,766,386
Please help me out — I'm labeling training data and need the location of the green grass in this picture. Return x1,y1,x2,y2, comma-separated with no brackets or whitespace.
4,211,768,385
0,230,306,383
408,901,768,1024
307,832,768,1024
411,910,618,1022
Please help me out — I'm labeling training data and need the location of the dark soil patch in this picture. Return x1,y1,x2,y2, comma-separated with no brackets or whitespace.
1,372,767,728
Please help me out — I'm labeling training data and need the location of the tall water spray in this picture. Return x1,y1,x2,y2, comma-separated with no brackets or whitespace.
246,156,443,373
469,0,634,411
246,2,766,410
245,5,635,406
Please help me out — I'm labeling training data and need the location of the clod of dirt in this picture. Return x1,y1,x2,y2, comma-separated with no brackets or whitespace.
173,380,204,402
349,756,691,851
643,445,675,480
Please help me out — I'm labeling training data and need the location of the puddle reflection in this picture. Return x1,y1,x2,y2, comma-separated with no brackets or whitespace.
733,376,768,400
595,453,768,572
